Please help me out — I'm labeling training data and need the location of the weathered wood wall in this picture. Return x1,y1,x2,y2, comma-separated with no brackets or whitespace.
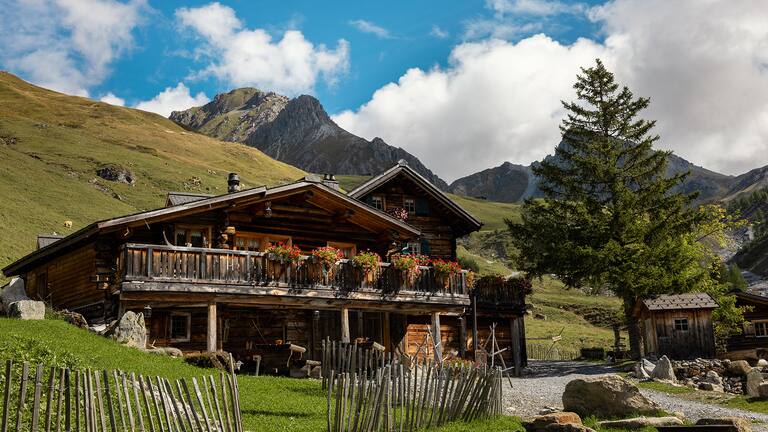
643,309,715,359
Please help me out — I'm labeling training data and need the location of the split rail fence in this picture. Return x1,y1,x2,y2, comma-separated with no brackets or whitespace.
0,360,243,432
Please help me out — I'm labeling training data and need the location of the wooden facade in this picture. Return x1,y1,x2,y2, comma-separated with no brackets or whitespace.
727,291,768,361
634,293,718,359
4,164,527,375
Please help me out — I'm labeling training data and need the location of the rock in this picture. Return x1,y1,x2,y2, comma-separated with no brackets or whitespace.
60,310,88,328
703,370,722,385
534,313,547,320
143,347,183,357
309,366,322,379
696,417,752,432
699,382,724,392
758,382,768,399
538,406,561,415
746,369,765,397
543,424,594,432
523,412,588,432
105,311,147,348
651,355,677,382
728,360,753,377
759,359,768,368
562,375,660,419
641,358,655,376
634,361,650,380
597,416,683,429
7,300,46,320
184,351,232,371
0,277,29,313
96,164,135,185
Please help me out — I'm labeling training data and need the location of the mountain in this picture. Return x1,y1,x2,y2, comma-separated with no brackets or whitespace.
170,88,448,189
0,73,304,281
449,148,735,203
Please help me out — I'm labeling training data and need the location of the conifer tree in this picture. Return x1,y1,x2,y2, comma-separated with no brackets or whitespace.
509,59,711,358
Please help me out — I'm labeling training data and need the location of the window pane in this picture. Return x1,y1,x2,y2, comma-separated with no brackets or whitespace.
175,230,187,246
190,231,204,247
170,315,189,340
404,198,416,213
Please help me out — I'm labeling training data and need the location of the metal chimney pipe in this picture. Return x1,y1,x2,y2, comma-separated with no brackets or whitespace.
227,173,240,193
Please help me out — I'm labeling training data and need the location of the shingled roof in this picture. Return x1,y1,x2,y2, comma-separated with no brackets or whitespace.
165,192,214,207
641,293,718,311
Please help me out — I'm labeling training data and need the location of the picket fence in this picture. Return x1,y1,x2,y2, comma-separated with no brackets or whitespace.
0,360,243,432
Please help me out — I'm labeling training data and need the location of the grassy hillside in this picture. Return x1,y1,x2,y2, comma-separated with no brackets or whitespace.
0,73,304,280
0,318,524,431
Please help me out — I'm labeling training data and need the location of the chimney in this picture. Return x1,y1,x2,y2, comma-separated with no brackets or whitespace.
227,173,240,193
322,173,340,191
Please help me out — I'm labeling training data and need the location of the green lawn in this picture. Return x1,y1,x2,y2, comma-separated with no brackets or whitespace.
635,376,768,415
0,318,521,431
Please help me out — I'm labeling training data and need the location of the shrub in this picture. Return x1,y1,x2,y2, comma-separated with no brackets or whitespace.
457,256,480,273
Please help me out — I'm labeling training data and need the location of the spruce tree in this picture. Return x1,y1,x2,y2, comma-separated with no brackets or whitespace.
508,59,708,358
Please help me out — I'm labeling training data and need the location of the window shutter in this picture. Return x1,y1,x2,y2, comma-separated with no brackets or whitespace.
420,239,430,255
415,198,429,215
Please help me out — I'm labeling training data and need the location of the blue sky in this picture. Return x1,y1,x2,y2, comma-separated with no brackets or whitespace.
2,0,768,181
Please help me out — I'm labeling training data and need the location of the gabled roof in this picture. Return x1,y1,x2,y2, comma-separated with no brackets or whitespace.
733,291,768,307
4,180,420,277
348,160,482,233
165,192,214,207
641,293,718,311
37,234,64,249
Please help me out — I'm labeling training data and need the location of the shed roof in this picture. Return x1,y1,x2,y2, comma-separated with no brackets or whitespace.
165,192,214,207
37,234,64,249
641,293,718,311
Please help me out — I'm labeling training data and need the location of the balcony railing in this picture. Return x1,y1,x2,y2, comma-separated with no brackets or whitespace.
120,243,469,296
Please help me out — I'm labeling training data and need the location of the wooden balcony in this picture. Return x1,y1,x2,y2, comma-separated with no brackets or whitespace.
472,276,530,314
119,244,470,309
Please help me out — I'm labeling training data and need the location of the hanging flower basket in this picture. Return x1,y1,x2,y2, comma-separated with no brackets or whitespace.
352,251,381,285
265,243,302,281
391,254,426,286
431,259,462,289
311,246,343,283
386,207,409,221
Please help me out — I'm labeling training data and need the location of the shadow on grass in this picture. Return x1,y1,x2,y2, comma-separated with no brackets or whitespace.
241,409,315,418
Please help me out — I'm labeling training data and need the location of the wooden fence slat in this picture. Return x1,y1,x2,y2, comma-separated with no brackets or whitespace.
162,379,187,432
43,367,56,432
15,362,30,432
204,377,223,432
139,375,156,432
153,377,173,432
191,379,211,432
112,372,126,432
121,373,135,432
102,371,116,432
174,380,195,432
94,372,107,432
144,376,163,432
1,360,12,432
130,373,145,432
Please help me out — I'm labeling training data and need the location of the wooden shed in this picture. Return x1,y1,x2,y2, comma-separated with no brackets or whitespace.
634,293,718,359
726,291,768,361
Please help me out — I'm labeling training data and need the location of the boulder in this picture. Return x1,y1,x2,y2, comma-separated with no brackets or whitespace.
7,300,46,320
698,382,724,392
634,361,650,380
184,351,232,371
728,360,753,377
106,311,147,348
696,417,752,432
562,375,660,419
703,370,723,385
641,358,655,376
60,310,88,328
597,416,683,429
143,347,183,357
651,355,677,382
759,359,768,368
0,278,29,313
543,425,594,432
96,164,135,185
523,412,589,432
746,369,764,397
759,383,768,399
309,366,322,379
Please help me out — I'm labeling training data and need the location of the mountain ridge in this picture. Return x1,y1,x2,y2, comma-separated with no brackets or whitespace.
170,89,449,189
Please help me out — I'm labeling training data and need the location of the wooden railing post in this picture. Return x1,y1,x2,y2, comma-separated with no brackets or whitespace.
146,247,153,278
207,303,218,353
340,307,350,344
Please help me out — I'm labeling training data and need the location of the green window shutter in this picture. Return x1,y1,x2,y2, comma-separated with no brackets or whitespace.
415,198,429,215
420,239,430,255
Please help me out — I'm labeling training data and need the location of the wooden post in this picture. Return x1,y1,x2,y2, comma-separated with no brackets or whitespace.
341,307,350,344
356,311,364,340
431,313,442,361
207,303,217,353
382,312,391,352
510,317,522,376
458,316,466,358
472,294,478,355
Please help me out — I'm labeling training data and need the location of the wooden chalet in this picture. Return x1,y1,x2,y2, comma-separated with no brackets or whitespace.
727,291,768,361
3,162,528,375
634,293,718,359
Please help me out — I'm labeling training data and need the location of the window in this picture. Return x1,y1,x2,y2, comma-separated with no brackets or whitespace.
371,195,385,211
755,321,768,337
169,313,191,342
403,198,416,213
234,232,291,251
404,241,421,255
673,318,689,331
174,226,210,248
328,241,357,258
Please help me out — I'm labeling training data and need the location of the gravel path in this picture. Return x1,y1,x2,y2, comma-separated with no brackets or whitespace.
502,360,768,430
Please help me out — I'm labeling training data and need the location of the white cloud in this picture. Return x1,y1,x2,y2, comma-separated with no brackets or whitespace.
134,83,209,117
176,2,349,95
488,0,585,16
335,0,768,181
99,92,125,106
0,0,147,96
430,25,449,39
349,19,391,39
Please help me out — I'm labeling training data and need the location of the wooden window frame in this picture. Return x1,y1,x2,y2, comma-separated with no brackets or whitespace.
405,241,422,255
233,232,292,252
673,317,689,332
174,225,212,248
328,241,357,258
755,320,768,337
169,312,192,343
403,197,416,213
371,195,385,211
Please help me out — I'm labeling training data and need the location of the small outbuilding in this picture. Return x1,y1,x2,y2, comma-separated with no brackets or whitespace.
634,293,718,359
726,291,768,361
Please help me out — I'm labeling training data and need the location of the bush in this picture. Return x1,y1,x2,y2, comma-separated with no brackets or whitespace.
458,256,481,273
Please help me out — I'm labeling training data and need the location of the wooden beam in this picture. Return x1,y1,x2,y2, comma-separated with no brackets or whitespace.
341,307,350,344
510,317,522,376
472,293,478,354
458,316,466,358
356,311,364,339
383,312,391,352
431,312,442,361
207,302,217,353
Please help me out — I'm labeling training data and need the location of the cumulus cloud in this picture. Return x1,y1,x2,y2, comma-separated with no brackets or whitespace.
134,83,209,117
465,0,585,40
335,0,768,181
99,92,125,106
0,0,147,96
176,2,349,95
488,0,585,16
349,19,392,39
